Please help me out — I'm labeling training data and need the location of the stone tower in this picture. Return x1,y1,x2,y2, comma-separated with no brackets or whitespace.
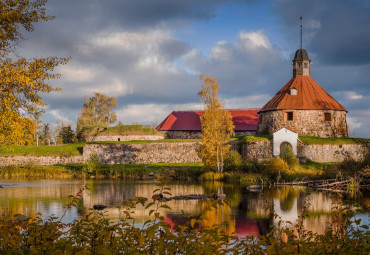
256,48,348,138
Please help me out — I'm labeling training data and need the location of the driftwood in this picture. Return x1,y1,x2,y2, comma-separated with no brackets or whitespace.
163,193,226,201
275,179,337,186
275,178,360,191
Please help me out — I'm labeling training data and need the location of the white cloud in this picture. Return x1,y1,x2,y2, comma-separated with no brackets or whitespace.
116,102,204,126
239,30,272,51
344,91,363,100
85,79,133,97
225,94,271,109
91,30,171,51
49,109,72,124
58,64,96,83
210,41,233,61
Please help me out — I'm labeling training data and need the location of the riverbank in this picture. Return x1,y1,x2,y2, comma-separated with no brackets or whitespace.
1,157,368,188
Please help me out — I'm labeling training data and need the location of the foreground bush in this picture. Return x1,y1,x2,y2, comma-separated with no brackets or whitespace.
280,145,299,168
0,188,369,254
265,157,292,180
224,150,243,172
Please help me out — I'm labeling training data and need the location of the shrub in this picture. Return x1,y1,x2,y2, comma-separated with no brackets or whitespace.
339,156,359,173
280,145,299,168
83,154,100,175
244,159,265,173
265,157,291,180
200,171,224,181
224,150,243,172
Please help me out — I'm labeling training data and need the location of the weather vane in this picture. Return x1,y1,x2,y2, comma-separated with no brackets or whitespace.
300,16,303,49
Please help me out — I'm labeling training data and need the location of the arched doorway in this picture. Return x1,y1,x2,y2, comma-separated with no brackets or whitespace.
280,142,293,157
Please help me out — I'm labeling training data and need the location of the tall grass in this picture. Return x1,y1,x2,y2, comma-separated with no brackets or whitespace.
0,162,74,178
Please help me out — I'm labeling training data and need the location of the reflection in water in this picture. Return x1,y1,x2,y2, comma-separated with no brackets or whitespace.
0,179,368,237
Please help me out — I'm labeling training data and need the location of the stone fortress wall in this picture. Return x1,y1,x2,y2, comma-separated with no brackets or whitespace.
257,110,348,138
163,131,256,139
87,135,164,142
0,140,368,166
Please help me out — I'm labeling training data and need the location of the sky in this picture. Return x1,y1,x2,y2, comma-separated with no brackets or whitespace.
17,0,370,137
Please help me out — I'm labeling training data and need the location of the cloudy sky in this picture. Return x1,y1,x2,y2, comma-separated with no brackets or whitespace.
18,0,370,137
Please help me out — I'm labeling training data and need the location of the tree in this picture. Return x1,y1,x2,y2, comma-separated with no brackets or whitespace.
29,107,44,146
39,123,52,145
0,0,69,146
58,125,76,144
56,121,76,144
198,74,234,172
76,92,118,132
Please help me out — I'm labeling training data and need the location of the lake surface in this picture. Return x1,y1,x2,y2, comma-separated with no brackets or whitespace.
0,179,368,237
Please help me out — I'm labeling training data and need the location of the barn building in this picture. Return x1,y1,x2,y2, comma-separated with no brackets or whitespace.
156,109,259,139
256,48,348,138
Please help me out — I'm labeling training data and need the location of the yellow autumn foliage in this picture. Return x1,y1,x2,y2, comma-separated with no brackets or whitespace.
198,74,234,172
0,1,69,146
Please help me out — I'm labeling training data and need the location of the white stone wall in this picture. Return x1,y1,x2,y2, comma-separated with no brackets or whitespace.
88,135,164,142
0,141,368,166
162,130,256,139
83,142,201,164
273,128,298,156
0,156,84,166
298,143,369,162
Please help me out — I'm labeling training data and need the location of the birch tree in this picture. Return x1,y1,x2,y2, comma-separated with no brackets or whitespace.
76,92,118,132
198,74,234,172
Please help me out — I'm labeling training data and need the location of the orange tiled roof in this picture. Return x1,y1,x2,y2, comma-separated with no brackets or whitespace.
259,75,347,112
156,109,259,131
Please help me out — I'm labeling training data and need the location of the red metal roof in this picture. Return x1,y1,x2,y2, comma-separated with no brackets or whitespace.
259,75,347,112
156,108,259,131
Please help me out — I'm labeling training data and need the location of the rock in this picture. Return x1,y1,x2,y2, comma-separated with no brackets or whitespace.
148,171,156,177
214,193,226,200
247,185,262,191
93,204,107,210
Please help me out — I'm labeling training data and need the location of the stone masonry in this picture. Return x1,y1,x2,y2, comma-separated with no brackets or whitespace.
0,156,84,167
240,139,272,161
88,135,164,142
298,143,370,163
163,130,256,139
257,110,348,138
0,141,368,166
83,142,201,164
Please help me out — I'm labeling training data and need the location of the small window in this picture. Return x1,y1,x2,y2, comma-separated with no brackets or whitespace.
118,138,121,141
298,63,302,67
304,63,308,68
325,113,332,121
290,87,297,96
285,112,294,121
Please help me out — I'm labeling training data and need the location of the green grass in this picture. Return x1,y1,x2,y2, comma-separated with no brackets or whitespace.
0,162,204,179
238,135,272,143
98,124,163,136
0,164,76,178
0,140,201,156
0,143,85,156
299,136,370,145
82,124,164,137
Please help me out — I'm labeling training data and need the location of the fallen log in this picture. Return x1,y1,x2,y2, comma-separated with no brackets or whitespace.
313,179,351,188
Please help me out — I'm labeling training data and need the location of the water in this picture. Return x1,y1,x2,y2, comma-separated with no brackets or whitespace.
0,179,368,237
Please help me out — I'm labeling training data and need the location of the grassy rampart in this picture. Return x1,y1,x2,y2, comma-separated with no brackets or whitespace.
0,139,201,156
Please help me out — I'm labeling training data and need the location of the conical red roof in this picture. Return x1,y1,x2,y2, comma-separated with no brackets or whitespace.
259,75,347,112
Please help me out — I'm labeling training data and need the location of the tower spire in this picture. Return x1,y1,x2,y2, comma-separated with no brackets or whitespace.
300,16,302,49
